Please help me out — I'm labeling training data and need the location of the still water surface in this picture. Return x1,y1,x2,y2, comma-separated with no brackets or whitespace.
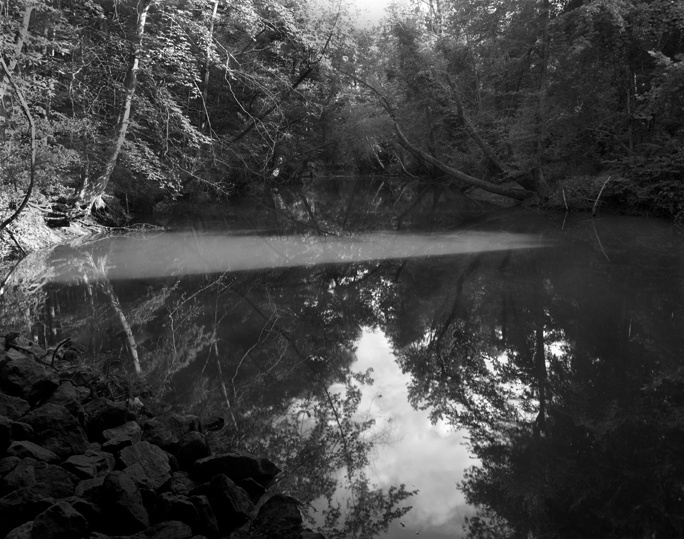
2,179,683,538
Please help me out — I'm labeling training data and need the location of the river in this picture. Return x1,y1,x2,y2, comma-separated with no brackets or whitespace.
2,177,683,538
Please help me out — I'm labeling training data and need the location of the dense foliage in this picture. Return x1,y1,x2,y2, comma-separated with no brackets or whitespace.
0,0,683,236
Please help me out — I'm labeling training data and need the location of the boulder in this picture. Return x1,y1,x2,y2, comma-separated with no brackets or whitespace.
0,486,55,538
22,403,89,460
101,471,150,535
0,393,29,420
84,399,129,442
119,442,171,491
165,471,197,497
251,494,303,539
1,457,37,494
6,441,58,463
123,463,150,491
175,431,210,470
153,493,198,527
4,520,32,539
0,456,20,478
102,421,141,453
62,496,100,523
188,495,220,538
189,474,253,535
126,520,193,539
62,450,116,480
0,356,59,404
193,451,280,489
74,476,106,507
0,414,10,453
141,414,200,452
32,500,89,539
236,477,266,504
10,420,33,440
45,381,85,419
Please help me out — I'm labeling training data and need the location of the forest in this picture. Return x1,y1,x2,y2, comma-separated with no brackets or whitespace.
0,0,683,246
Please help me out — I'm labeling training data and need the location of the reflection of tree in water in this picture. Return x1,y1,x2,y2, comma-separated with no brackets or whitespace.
381,230,684,538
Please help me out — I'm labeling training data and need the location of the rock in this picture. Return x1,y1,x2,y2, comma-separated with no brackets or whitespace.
0,415,10,453
188,495,219,538
251,494,303,539
189,474,253,535
0,356,59,405
37,462,79,498
62,450,116,480
101,471,150,535
32,500,89,539
74,476,106,507
236,477,266,504
84,399,129,442
103,421,141,442
126,520,193,539
141,414,200,452
22,403,89,460
193,451,280,489
6,441,58,463
119,442,171,491
1,457,37,495
102,421,141,453
10,420,33,440
45,381,85,419
175,432,210,470
0,486,55,538
153,493,198,527
0,394,30,420
123,463,150,491
165,471,196,497
62,496,99,522
4,520,32,539
0,456,20,477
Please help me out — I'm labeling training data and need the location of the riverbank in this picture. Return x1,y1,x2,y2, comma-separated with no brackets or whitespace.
0,332,326,539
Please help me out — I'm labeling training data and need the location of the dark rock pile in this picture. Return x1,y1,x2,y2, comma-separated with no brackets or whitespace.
0,334,326,539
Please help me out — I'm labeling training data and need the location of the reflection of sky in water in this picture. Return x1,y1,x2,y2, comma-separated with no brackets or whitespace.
328,329,475,538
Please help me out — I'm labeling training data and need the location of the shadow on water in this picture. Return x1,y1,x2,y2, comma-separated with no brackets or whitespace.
2,178,684,538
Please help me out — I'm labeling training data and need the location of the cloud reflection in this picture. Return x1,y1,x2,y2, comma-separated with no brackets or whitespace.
353,330,475,538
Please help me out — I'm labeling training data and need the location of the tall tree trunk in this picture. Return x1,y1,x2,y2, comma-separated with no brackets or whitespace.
0,4,35,142
533,0,551,197
200,0,220,134
75,0,151,213
0,57,36,234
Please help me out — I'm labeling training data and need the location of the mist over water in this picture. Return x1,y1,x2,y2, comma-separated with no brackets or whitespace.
32,230,547,283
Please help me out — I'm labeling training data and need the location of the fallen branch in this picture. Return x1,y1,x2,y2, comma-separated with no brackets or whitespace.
341,71,534,201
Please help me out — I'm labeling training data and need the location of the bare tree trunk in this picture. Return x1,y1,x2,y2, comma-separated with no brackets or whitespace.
200,0,220,134
100,274,142,375
0,5,34,142
75,0,151,213
0,57,36,234
533,0,551,197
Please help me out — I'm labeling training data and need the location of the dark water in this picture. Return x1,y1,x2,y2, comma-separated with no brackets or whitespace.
2,178,684,538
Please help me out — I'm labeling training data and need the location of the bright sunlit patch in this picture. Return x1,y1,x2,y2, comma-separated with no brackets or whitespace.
27,230,548,285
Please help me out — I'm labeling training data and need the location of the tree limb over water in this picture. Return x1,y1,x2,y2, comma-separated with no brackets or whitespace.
341,72,535,202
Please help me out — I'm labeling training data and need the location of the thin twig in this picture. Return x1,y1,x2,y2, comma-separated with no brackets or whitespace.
592,220,610,262
592,176,612,217
562,189,568,212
